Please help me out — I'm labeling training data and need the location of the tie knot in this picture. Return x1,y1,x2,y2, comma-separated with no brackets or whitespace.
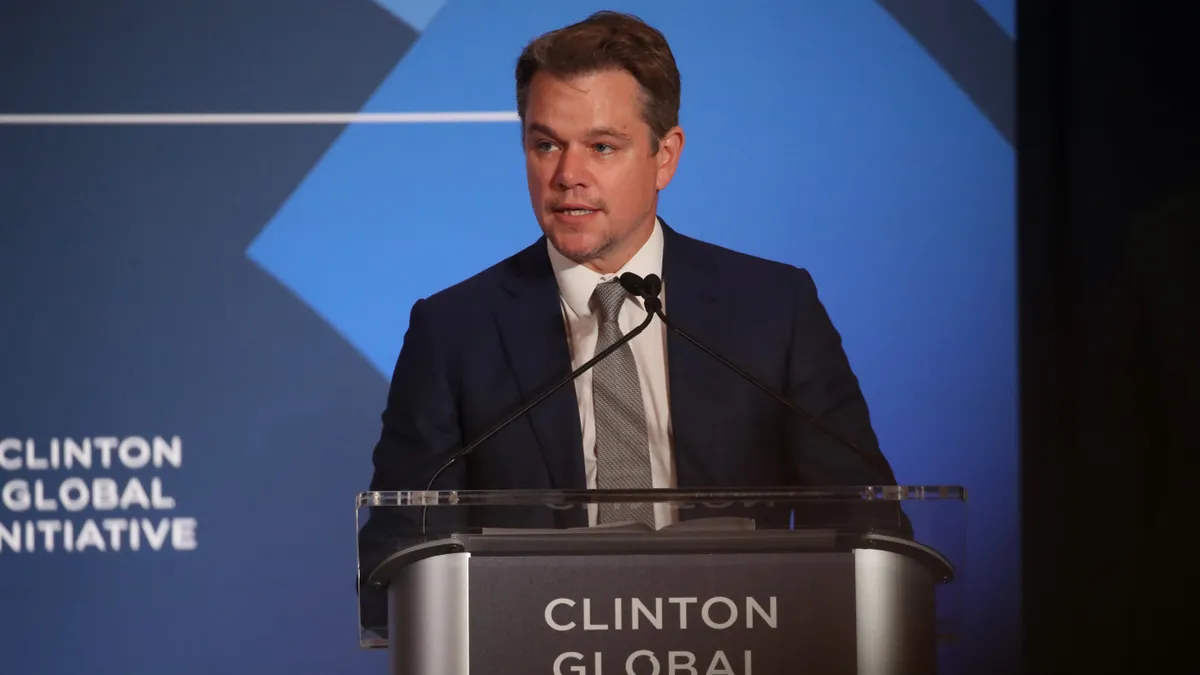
592,279,628,324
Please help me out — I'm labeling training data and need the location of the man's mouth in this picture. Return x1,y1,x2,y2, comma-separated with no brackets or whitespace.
554,204,599,216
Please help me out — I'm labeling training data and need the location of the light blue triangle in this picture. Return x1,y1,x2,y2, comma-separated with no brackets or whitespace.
372,0,447,31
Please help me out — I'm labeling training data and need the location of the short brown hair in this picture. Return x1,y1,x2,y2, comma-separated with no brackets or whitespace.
515,11,681,150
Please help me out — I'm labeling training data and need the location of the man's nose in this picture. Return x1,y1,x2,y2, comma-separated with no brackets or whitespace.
554,146,589,189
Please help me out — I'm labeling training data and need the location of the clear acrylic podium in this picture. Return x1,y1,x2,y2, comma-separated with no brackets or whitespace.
356,486,965,675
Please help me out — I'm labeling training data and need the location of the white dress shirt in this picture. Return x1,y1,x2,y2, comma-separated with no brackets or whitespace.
547,218,677,528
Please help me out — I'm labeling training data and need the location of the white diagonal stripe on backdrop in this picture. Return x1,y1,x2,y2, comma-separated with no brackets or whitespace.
0,111,519,125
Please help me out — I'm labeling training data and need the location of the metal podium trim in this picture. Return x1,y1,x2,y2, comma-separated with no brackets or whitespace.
387,551,470,675
855,548,938,674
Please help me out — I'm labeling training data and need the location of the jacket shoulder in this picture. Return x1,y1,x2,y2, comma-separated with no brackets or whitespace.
409,238,545,318
672,228,814,289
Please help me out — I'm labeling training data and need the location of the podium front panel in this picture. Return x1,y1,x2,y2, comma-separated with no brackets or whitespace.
469,551,857,675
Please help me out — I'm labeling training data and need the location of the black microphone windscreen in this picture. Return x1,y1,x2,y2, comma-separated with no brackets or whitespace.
619,272,645,295
643,274,662,298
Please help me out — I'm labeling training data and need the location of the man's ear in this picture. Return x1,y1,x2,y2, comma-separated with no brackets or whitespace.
654,126,685,191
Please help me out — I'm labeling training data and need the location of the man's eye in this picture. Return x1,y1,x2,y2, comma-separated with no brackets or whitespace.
595,143,614,154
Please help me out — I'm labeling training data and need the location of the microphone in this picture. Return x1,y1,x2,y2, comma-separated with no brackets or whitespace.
619,272,876,464
418,275,657,535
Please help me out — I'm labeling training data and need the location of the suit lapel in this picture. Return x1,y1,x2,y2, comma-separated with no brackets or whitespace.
495,241,587,493
661,222,729,487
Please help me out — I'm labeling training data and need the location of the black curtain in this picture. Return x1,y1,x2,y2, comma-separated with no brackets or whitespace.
1019,1,1197,673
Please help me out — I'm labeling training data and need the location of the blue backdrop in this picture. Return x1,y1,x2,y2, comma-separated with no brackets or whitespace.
0,1,1016,672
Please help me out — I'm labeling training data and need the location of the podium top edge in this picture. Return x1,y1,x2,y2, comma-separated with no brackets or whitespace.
355,485,967,507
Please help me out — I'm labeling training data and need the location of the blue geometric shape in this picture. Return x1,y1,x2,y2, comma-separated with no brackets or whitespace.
371,0,448,31
974,0,1015,36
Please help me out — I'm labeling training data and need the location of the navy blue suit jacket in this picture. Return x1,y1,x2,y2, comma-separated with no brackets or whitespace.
357,222,903,632
365,222,897,523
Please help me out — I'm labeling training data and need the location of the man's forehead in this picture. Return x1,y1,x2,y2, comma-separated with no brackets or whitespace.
524,120,636,141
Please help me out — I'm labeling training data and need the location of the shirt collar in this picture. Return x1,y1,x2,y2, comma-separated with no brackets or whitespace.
548,217,664,318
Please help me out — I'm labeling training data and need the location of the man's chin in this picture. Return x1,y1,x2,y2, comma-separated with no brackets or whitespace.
546,231,606,264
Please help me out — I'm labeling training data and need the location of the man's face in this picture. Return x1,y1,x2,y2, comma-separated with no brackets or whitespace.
522,69,683,273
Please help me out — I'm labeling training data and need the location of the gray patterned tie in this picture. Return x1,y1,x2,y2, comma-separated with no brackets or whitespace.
591,279,656,528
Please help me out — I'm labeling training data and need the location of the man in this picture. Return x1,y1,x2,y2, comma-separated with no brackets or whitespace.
362,10,897,551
